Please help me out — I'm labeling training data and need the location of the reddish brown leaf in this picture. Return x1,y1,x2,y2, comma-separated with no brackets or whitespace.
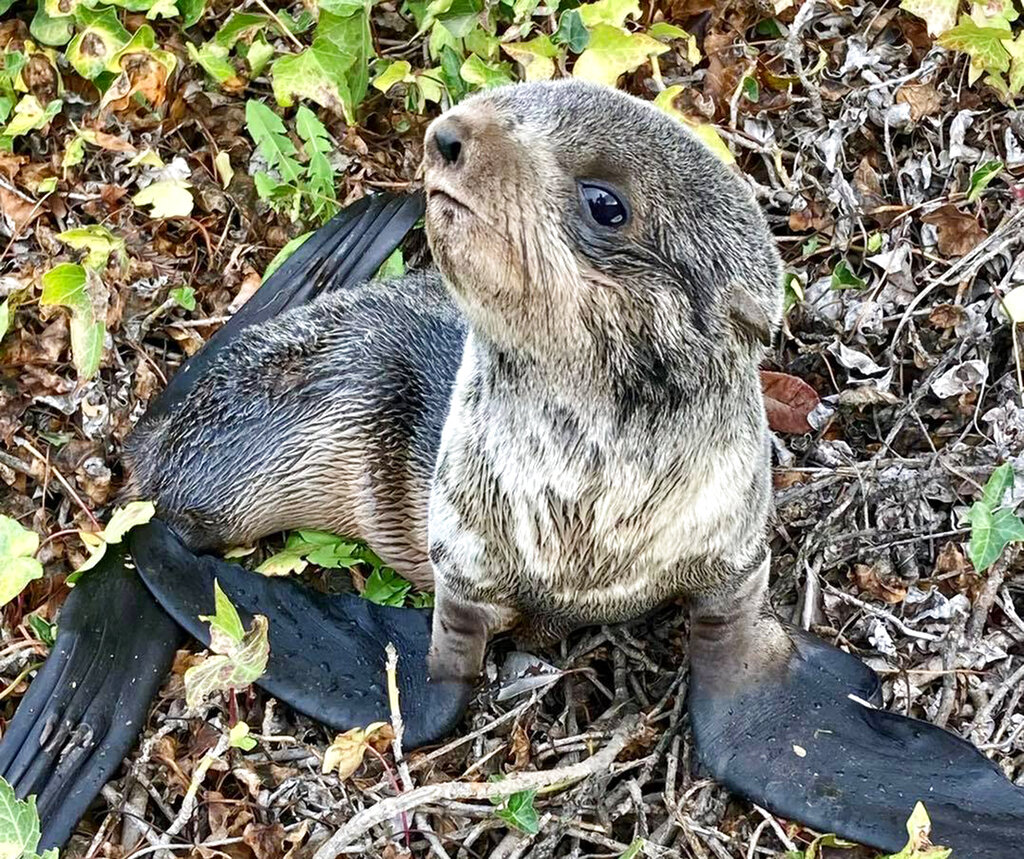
921,205,988,258
761,370,820,434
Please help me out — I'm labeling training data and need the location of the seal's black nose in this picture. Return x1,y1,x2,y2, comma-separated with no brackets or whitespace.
433,122,463,166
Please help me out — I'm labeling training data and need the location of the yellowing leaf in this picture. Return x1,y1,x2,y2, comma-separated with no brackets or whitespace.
199,579,246,651
229,720,257,750
185,602,269,708
57,224,126,270
39,262,105,379
72,500,156,576
1003,285,1024,323
214,151,234,188
648,22,701,63
1007,31,1024,93
937,15,1011,73
0,516,43,608
502,35,558,81
882,802,952,859
322,722,394,780
0,776,43,859
373,59,413,92
577,0,639,28
572,24,668,88
133,180,194,218
900,0,959,36
3,94,62,138
653,86,735,165
460,53,516,88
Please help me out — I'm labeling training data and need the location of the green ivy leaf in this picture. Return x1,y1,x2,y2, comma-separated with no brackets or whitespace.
495,789,539,834
552,9,589,53
830,259,867,290
187,42,241,86
40,262,104,379
377,247,405,279
31,2,73,47
270,6,372,125
572,24,667,88
967,463,1024,572
214,11,269,49
171,285,196,310
0,516,43,609
460,52,515,88
783,272,804,314
67,6,131,79
26,613,56,647
967,159,1003,202
0,775,43,859
937,14,1011,74
177,0,204,26
619,840,645,859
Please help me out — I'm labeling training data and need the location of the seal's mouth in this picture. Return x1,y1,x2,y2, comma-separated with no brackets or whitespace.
425,180,473,215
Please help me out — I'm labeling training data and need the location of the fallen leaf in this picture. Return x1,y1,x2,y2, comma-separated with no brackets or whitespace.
322,722,394,780
761,370,820,434
921,205,988,257
896,82,941,120
0,515,43,608
899,0,958,36
133,180,194,218
851,562,908,604
0,186,40,234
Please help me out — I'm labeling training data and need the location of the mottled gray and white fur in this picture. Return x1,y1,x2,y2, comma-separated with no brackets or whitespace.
125,80,784,684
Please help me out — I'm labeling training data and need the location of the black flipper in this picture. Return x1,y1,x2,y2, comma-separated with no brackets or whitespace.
0,191,430,847
0,548,182,850
690,622,1024,858
130,520,470,747
148,191,425,420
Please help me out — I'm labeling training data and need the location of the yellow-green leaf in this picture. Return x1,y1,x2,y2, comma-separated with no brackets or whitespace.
103,500,156,543
937,14,1011,73
967,159,1003,201
572,24,667,88
881,802,952,859
133,180,194,218
577,0,639,28
3,95,61,138
502,35,558,81
900,0,958,36
653,86,734,165
0,775,43,859
0,516,43,609
57,224,126,270
184,614,269,707
648,22,701,63
373,59,413,93
67,6,130,79
460,53,516,88
199,579,246,651
229,720,257,750
40,262,105,379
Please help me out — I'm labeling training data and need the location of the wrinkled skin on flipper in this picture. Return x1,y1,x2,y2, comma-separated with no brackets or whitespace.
0,547,182,850
0,191,432,848
131,521,471,747
688,561,1024,859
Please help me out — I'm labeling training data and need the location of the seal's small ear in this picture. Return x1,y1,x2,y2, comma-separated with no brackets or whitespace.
728,282,775,347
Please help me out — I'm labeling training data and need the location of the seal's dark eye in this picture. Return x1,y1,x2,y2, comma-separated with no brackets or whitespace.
580,182,628,228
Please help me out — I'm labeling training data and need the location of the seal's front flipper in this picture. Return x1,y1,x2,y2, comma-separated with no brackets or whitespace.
0,548,182,849
148,191,425,420
130,520,470,747
689,614,1024,858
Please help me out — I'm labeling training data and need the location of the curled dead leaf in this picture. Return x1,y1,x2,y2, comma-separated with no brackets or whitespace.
896,82,941,121
850,562,907,604
761,370,821,434
321,721,395,781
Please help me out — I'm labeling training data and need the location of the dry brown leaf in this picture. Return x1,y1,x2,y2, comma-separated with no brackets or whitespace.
850,562,907,604
105,52,172,112
509,722,531,769
228,269,263,314
761,370,820,434
929,304,964,329
789,197,833,233
896,83,941,121
0,186,40,234
243,822,286,859
921,205,988,258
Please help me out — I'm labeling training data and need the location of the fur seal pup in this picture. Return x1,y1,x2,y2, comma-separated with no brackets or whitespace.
2,81,1022,856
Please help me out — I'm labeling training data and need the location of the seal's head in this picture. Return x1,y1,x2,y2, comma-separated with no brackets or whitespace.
422,80,782,392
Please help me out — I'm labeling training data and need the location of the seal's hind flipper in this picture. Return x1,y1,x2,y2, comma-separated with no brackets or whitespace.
689,620,1024,858
148,191,425,419
0,548,181,850
130,520,470,747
